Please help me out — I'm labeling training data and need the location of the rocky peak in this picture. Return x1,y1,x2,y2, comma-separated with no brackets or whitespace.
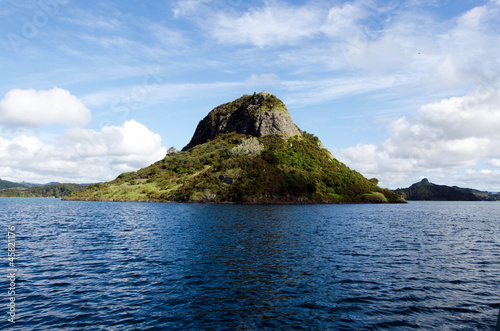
182,92,301,151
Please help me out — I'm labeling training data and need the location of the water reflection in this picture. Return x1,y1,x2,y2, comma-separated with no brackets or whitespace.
176,205,306,328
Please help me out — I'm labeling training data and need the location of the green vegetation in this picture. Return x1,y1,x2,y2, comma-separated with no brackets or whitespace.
0,184,87,198
230,137,264,156
213,93,285,117
0,179,26,190
360,192,388,203
66,132,405,204
247,93,286,114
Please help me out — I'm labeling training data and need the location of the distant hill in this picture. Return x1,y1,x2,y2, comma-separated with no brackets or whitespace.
66,92,406,204
0,183,87,198
0,179,26,190
19,181,61,188
393,179,500,201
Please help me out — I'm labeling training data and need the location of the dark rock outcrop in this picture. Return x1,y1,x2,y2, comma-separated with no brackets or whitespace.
183,92,301,151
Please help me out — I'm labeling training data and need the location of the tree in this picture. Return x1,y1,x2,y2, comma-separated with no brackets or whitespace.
167,146,178,155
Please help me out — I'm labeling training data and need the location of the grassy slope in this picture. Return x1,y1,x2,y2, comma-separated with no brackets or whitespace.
65,132,405,204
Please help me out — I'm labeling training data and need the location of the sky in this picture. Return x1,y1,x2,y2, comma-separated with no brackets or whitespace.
1,0,500,191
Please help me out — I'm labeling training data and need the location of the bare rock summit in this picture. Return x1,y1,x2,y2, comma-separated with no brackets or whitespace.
183,92,301,151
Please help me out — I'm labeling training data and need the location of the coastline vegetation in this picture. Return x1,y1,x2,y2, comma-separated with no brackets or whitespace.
0,183,86,198
0,179,26,190
66,132,405,204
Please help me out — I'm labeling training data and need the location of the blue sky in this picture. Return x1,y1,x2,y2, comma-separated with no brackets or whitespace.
1,0,500,191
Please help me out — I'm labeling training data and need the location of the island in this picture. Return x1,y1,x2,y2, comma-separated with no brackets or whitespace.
393,178,500,201
65,92,406,204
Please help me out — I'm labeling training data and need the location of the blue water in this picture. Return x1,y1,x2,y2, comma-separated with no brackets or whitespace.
1,199,499,330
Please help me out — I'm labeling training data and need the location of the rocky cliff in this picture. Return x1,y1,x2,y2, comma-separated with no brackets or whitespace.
183,92,301,151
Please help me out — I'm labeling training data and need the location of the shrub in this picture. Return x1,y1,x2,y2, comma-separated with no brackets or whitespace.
230,137,264,156
360,192,388,203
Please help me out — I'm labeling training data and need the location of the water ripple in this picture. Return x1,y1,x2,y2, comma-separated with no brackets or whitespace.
1,199,499,329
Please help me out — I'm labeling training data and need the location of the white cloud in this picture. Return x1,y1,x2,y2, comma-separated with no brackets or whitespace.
323,2,366,38
65,120,166,167
0,87,91,127
206,1,379,48
245,73,279,88
151,24,187,48
83,74,406,112
82,81,244,108
168,0,500,98
457,4,491,28
78,34,135,49
0,120,166,183
282,74,406,107
487,159,500,167
62,9,122,29
172,0,211,18
339,88,500,190
337,1,500,82
210,2,326,47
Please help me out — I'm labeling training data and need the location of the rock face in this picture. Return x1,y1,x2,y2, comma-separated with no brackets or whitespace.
183,92,301,151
